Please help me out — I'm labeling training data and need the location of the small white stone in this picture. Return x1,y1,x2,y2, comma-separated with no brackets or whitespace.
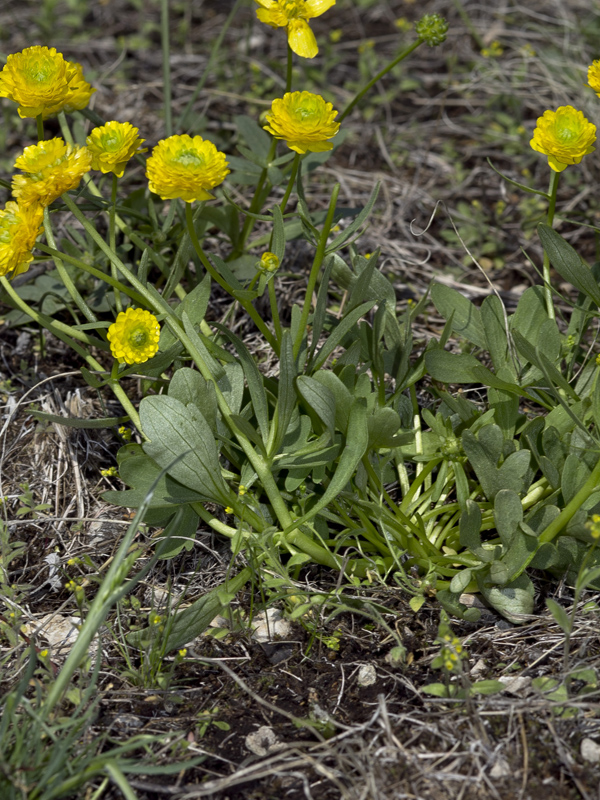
245,726,282,756
490,758,511,778
581,738,600,763
498,675,532,696
357,663,377,687
250,609,291,642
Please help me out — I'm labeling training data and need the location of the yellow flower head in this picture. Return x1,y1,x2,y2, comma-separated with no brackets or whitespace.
588,60,600,98
0,46,95,119
255,0,335,58
263,91,340,154
146,134,230,203
107,308,161,364
86,121,146,177
530,105,596,172
0,201,44,278
12,138,92,207
259,251,280,272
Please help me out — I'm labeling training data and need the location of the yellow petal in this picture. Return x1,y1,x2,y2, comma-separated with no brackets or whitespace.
287,19,318,58
547,155,568,172
304,0,336,19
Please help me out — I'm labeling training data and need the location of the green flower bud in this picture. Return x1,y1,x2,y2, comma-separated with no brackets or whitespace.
415,13,448,46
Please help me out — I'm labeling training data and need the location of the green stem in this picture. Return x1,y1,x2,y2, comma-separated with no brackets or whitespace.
184,203,279,351
109,362,142,431
339,39,423,123
539,456,600,545
293,183,340,358
278,151,301,214
160,0,173,137
0,276,106,353
268,280,282,343
542,170,560,320
61,194,173,319
44,207,98,323
234,138,278,257
109,174,123,312
286,43,293,93
36,244,147,307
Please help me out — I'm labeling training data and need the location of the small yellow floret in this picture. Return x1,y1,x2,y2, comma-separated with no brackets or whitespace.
146,134,230,203
0,46,94,119
12,138,92,207
86,121,146,177
530,105,596,172
263,91,340,154
107,308,161,365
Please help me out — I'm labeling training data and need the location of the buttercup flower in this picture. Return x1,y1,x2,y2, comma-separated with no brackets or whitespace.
263,91,340,153
0,201,44,278
530,106,596,172
415,13,449,47
254,0,335,59
86,121,146,177
107,308,161,364
146,134,230,203
12,138,92,207
588,60,600,98
0,46,95,119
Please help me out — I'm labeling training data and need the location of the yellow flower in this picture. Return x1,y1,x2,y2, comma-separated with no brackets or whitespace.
107,308,161,364
263,91,340,154
12,138,92,207
255,0,335,59
530,106,596,172
0,201,44,278
588,60,600,98
86,121,146,177
0,46,94,119
259,251,279,272
146,134,230,203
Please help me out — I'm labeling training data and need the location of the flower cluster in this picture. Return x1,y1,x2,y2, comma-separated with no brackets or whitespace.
415,13,449,47
107,308,161,364
0,46,94,119
146,134,230,203
12,138,92,207
263,91,340,153
86,121,146,177
0,201,44,278
254,0,335,58
530,105,596,172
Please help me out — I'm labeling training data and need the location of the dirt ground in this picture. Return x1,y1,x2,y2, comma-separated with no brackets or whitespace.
2,0,600,797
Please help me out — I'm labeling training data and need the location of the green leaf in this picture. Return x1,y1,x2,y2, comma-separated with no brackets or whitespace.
449,568,472,594
367,407,402,449
494,489,523,547
459,499,482,552
269,330,298,457
235,114,271,161
421,683,453,698
141,395,232,505
481,294,513,376
311,299,377,371
325,181,380,253
510,285,550,349
470,680,505,696
296,375,336,439
155,505,199,559
311,371,353,434
169,367,218,435
214,325,270,444
127,567,251,651
282,399,369,536
431,283,486,348
545,598,572,635
31,410,128,429
538,223,600,306
477,573,535,623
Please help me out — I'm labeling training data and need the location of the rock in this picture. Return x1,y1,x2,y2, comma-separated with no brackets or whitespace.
490,758,511,778
581,738,600,763
250,609,291,642
498,675,532,696
245,726,284,756
357,663,377,687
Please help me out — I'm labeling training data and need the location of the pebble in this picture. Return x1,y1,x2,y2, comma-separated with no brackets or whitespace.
357,663,377,687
